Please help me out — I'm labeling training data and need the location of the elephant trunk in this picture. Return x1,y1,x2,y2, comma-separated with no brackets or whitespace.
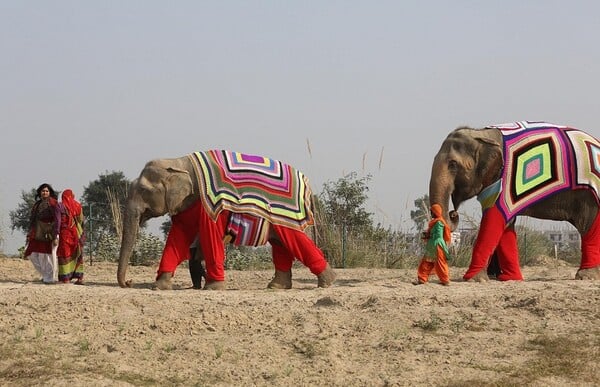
428,157,459,231
117,203,141,288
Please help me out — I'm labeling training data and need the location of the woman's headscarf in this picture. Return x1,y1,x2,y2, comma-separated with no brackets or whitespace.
428,203,452,243
61,189,82,217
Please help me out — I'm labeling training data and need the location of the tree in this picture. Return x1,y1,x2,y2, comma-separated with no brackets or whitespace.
410,194,430,232
319,172,373,231
81,171,131,236
160,219,171,238
79,171,131,260
315,172,378,268
9,188,37,234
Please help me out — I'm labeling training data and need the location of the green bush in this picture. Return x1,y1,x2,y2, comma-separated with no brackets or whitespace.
94,231,164,266
225,246,272,270
516,226,556,266
314,223,419,269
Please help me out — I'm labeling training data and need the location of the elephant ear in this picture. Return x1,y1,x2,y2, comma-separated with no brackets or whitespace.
473,130,503,188
164,167,194,215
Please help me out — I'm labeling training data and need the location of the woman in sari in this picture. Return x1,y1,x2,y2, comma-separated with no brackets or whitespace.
57,189,85,284
25,183,61,284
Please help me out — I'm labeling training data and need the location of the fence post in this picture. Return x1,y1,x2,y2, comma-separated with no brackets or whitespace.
88,202,93,265
523,232,527,263
342,223,346,268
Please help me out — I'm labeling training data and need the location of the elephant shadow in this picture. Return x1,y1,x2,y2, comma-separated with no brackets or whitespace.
0,278,155,289
294,277,360,287
67,280,159,289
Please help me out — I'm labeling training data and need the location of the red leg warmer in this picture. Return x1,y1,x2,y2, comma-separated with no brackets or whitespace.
271,224,328,275
496,224,523,281
580,210,600,269
463,206,506,280
270,241,294,272
197,206,229,282
157,201,203,278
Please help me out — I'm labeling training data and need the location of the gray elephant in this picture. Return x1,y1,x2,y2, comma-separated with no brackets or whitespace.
428,121,600,281
117,150,336,290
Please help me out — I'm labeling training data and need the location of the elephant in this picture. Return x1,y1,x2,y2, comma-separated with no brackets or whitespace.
117,150,336,290
428,121,600,281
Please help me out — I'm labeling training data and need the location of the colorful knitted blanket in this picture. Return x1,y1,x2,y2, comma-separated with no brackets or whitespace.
225,212,271,246
189,150,314,231
484,121,600,221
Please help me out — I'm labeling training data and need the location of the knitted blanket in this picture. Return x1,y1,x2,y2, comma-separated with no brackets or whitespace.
189,150,314,231
487,121,600,221
226,212,270,246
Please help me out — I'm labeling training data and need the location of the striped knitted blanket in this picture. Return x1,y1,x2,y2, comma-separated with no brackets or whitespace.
486,121,600,221
189,150,314,231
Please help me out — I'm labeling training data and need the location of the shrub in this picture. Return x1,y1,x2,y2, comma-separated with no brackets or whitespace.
225,246,272,270
94,231,164,266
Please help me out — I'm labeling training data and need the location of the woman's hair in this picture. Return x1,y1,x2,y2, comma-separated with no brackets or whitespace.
35,183,58,200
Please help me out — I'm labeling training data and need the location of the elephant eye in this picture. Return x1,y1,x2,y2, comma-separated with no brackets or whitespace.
448,160,458,173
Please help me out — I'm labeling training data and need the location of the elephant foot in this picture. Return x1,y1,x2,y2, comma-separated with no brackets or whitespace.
203,280,226,290
317,264,336,288
466,270,489,283
267,270,292,289
575,266,600,280
153,272,173,290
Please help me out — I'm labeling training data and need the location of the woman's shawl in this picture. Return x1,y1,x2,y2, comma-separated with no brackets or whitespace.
189,150,314,231
424,221,450,261
423,204,451,261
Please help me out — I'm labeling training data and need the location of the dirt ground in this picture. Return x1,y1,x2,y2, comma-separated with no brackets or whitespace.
0,256,598,387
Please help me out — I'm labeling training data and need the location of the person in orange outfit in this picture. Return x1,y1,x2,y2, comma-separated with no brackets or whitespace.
415,204,451,286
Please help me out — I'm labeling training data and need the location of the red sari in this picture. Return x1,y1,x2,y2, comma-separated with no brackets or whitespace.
57,189,85,283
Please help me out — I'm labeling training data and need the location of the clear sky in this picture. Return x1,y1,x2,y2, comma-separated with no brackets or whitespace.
2,1,600,254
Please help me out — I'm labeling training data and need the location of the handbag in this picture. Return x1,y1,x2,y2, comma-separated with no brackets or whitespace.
34,220,54,242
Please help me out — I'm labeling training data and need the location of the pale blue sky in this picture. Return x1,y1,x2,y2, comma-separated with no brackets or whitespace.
2,1,600,254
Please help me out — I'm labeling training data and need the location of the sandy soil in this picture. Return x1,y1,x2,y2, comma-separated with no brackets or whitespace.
0,256,598,386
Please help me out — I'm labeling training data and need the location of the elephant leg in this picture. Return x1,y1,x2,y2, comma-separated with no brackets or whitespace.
197,206,229,288
495,225,523,281
271,225,328,275
153,272,173,290
156,203,200,282
575,266,600,280
271,224,335,288
268,240,293,289
576,211,600,280
463,206,506,281
580,210,600,269
317,265,336,288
